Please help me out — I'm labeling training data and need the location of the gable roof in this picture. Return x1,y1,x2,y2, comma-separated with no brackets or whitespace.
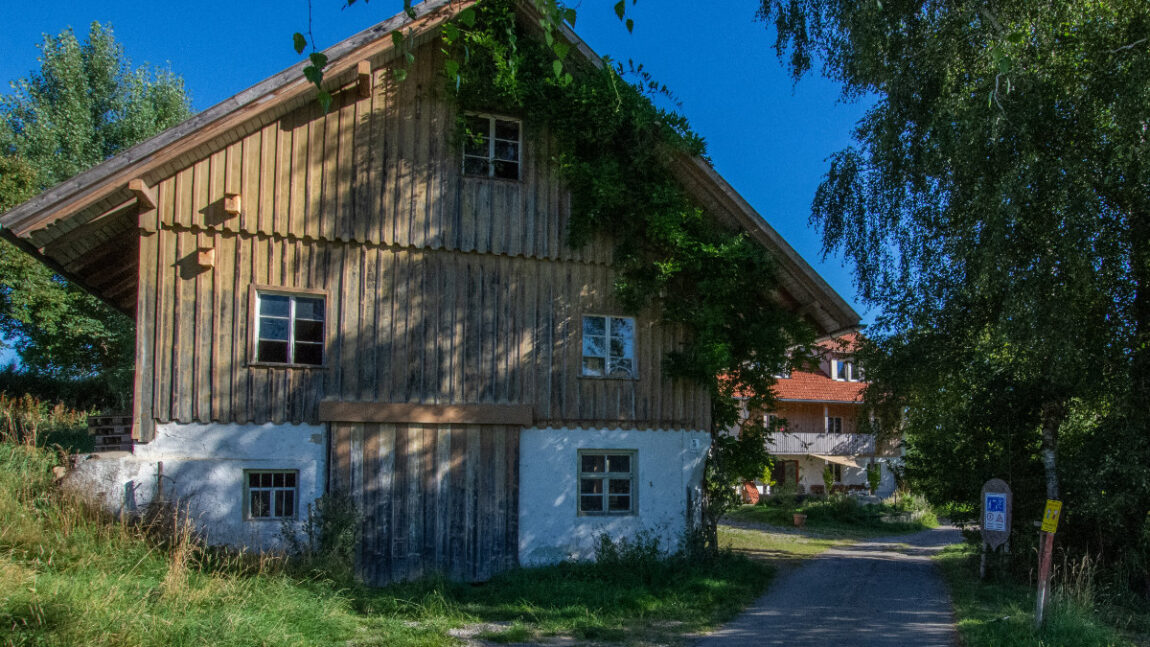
0,0,859,334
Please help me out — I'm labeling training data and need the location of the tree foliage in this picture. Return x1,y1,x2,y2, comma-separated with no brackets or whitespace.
762,0,1150,581
446,0,814,550
0,23,192,403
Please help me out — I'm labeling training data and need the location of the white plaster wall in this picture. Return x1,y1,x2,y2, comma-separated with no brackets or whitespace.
518,427,711,566
64,422,326,551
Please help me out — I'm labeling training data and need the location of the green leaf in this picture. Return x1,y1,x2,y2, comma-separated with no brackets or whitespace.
614,1,626,20
405,52,415,63
442,23,460,43
444,59,459,79
564,7,577,26
309,52,328,69
458,7,476,27
394,68,408,82
553,41,570,61
403,0,417,19
292,32,308,55
552,59,563,78
391,30,405,48
304,65,323,86
626,18,634,33
317,89,333,113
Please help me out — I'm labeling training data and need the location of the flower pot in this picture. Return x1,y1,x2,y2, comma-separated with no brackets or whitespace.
792,513,807,528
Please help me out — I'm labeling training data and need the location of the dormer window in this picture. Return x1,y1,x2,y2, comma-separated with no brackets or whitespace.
832,359,860,382
463,114,521,180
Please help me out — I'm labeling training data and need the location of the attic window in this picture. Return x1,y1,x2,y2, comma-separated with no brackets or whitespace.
581,315,636,378
832,360,860,382
463,114,521,180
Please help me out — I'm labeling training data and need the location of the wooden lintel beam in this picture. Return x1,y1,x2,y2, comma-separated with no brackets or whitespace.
357,60,372,98
128,178,155,210
318,401,534,426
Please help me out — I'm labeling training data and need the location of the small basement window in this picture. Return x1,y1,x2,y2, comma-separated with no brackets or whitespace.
581,315,636,378
254,291,325,365
463,113,521,180
578,451,636,515
245,470,298,519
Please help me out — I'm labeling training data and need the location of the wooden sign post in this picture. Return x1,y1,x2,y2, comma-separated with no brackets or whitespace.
1035,499,1063,627
980,479,1013,579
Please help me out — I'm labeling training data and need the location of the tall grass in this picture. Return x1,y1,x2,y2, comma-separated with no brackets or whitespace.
0,394,774,646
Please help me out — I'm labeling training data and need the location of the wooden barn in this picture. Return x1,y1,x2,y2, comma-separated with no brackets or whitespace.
0,0,858,584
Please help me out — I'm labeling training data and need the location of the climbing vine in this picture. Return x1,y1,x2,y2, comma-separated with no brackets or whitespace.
445,0,815,548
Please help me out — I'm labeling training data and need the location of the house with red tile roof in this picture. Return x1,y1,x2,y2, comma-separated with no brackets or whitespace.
747,332,899,498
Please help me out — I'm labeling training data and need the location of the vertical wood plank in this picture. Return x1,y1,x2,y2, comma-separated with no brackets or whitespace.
133,227,159,441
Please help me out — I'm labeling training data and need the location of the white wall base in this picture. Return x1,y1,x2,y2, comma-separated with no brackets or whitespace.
518,427,711,566
65,422,326,551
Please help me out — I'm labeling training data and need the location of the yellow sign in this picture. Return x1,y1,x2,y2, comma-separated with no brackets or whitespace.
1041,500,1063,533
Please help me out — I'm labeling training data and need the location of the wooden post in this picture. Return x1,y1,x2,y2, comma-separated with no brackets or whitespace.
1035,499,1063,628
1035,530,1054,626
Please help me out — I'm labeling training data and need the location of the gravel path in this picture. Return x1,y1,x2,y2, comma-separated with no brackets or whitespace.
695,525,963,647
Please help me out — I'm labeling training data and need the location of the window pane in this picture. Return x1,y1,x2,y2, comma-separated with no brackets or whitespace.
248,472,260,487
294,342,323,366
581,454,605,473
463,156,488,176
583,316,606,337
608,495,631,511
464,134,489,157
494,119,519,141
259,317,289,341
608,478,631,494
284,472,297,488
259,294,290,317
273,472,284,487
583,335,606,358
282,490,295,517
582,357,605,376
609,358,634,378
580,478,602,494
607,455,630,473
494,140,519,162
294,319,324,343
260,473,273,487
257,340,289,363
609,337,626,360
294,297,325,321
493,160,519,180
610,317,633,340
252,491,271,517
580,495,603,512
274,491,287,517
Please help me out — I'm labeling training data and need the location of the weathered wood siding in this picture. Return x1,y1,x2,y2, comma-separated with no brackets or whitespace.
330,422,519,584
134,40,710,436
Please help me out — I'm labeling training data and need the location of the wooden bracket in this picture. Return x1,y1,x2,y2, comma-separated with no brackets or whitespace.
195,247,215,268
128,178,156,210
357,60,372,98
224,193,242,216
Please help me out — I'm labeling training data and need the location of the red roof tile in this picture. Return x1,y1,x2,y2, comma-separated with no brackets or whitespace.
772,369,865,403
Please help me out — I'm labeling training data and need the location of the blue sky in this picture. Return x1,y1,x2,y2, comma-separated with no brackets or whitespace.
1,0,874,326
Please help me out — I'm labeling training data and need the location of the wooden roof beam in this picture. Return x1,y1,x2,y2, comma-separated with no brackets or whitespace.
128,178,155,210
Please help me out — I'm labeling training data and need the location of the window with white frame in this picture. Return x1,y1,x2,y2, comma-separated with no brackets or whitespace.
254,291,325,365
578,450,636,515
581,315,636,378
463,113,521,180
832,359,859,381
245,470,298,519
826,416,843,434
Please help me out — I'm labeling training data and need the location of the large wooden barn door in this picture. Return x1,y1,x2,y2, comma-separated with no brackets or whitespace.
330,422,520,585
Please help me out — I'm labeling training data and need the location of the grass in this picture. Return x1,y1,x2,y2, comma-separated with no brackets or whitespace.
724,491,939,539
0,395,776,647
718,524,846,562
935,543,1147,647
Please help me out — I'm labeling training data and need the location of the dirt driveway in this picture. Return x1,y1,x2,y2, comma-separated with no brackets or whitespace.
695,525,963,647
